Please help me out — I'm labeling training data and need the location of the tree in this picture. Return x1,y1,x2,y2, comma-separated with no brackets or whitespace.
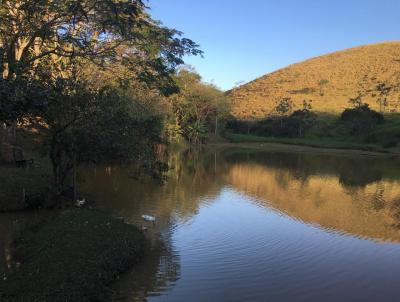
341,97,384,135
166,68,229,144
0,0,202,201
0,0,202,122
44,79,164,198
1,1,157,79
290,108,316,137
348,93,364,109
274,97,293,128
376,83,391,113
275,97,293,116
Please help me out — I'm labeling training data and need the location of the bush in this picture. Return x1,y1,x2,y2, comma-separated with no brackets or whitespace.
251,109,317,138
226,119,253,134
340,104,384,135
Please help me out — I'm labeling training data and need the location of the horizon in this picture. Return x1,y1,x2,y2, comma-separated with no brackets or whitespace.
150,0,400,90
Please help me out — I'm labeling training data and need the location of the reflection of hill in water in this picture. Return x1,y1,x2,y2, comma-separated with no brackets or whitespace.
222,149,400,188
225,150,400,242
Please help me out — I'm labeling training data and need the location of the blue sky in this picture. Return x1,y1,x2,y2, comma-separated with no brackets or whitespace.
149,0,400,90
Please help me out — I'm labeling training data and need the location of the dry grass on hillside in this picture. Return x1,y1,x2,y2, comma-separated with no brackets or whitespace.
229,42,400,119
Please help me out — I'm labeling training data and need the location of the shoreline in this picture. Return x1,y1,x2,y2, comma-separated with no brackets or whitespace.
210,141,400,157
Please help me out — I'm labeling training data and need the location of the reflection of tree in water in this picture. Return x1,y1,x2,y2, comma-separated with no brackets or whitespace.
389,198,400,229
79,148,232,301
338,162,382,188
371,184,385,211
343,182,400,227
109,230,180,302
274,170,290,190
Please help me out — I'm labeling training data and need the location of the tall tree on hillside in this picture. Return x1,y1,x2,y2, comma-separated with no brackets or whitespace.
275,97,293,116
376,83,391,113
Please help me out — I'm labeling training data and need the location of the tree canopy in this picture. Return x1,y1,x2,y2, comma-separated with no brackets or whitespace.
165,68,230,144
0,0,202,123
0,0,206,199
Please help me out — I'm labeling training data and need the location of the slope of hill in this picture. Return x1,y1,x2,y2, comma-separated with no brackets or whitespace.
229,42,400,119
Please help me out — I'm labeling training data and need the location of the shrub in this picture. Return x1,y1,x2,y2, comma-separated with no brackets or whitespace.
340,104,384,135
226,119,253,134
252,109,316,138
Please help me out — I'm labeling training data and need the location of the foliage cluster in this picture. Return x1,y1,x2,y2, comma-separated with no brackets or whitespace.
340,103,384,135
165,68,230,144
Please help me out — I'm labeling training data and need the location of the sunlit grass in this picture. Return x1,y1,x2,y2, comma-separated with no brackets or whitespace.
229,42,400,119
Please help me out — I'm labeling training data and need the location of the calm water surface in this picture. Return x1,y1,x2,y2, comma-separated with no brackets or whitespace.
79,147,400,302
3,146,400,301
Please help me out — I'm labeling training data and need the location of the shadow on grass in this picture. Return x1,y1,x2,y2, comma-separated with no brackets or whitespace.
0,209,146,302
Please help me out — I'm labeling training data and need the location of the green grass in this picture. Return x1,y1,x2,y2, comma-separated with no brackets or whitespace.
225,113,400,153
224,133,389,152
1,209,146,302
367,113,400,147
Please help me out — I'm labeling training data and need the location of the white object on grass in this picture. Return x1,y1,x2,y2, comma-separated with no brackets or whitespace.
76,198,86,207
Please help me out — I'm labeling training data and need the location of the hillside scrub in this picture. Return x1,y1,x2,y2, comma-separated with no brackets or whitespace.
0,209,146,302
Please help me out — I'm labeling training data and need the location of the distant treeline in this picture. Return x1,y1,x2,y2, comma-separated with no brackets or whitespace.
225,95,400,148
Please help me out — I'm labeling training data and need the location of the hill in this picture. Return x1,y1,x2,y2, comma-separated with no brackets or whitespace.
229,42,400,119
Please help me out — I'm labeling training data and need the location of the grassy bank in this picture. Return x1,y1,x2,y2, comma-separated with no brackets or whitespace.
224,133,390,153
225,112,400,153
1,209,146,302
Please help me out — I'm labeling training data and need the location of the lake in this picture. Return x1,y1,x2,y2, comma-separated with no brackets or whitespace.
79,146,400,302
3,145,400,301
